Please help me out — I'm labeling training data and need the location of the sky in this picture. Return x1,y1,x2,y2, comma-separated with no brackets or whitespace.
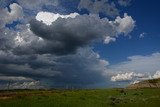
0,0,160,89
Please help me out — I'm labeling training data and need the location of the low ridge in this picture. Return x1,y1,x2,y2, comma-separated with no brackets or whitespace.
128,78,160,89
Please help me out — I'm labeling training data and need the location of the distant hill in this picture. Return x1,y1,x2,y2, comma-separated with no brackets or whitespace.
127,78,160,89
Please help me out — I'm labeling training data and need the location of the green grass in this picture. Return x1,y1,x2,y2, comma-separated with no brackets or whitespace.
0,88,160,107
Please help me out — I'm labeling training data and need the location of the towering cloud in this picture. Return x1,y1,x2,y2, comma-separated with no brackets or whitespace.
27,12,135,55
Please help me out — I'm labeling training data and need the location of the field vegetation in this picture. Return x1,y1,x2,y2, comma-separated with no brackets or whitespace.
0,88,160,107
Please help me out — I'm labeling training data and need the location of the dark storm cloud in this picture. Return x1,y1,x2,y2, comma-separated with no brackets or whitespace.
0,50,60,78
29,14,116,55
0,28,16,51
0,48,109,88
47,48,108,85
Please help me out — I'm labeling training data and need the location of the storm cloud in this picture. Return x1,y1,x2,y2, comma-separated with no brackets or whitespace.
27,12,134,55
29,13,116,55
0,1,135,89
0,47,110,89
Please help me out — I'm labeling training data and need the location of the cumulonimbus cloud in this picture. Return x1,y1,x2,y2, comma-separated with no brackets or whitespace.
26,11,135,55
0,1,135,89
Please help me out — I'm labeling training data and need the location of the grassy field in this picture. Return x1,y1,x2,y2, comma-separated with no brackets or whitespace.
0,88,160,107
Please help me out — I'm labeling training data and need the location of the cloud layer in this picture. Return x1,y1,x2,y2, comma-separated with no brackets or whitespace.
109,53,160,74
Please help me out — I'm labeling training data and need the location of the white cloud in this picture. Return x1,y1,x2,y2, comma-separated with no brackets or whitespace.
135,73,145,78
131,80,140,84
0,3,23,28
14,33,25,45
153,70,160,79
129,70,160,84
111,72,134,82
36,12,79,25
111,72,146,82
139,32,146,38
113,13,135,35
104,36,116,44
108,52,160,84
8,3,23,21
109,52,160,74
